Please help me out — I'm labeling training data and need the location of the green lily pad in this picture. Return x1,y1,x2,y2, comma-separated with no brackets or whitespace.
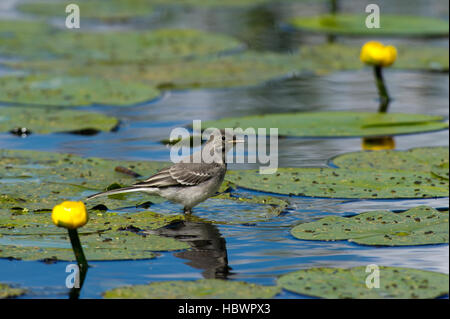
288,14,449,37
225,167,449,199
203,112,448,137
0,149,169,211
0,20,53,59
18,0,155,21
0,283,26,299
0,244,157,261
332,147,449,172
432,161,449,180
0,106,118,134
213,193,288,212
11,52,299,90
43,29,242,64
291,206,449,246
0,209,184,236
299,43,449,72
0,74,160,107
277,266,449,299
150,0,284,7
204,193,289,224
1,17,241,63
103,279,281,298
0,231,188,261
0,210,189,261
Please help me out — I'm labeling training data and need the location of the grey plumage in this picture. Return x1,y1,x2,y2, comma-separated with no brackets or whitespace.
87,131,241,213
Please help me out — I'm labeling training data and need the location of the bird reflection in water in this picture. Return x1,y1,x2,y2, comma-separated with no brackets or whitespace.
152,219,232,279
362,136,396,151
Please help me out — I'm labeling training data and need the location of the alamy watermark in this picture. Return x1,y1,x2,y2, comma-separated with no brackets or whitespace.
365,264,380,289
365,4,380,29
169,121,278,174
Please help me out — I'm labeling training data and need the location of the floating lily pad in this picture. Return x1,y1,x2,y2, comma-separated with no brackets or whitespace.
213,193,288,212
1,17,241,63
0,283,26,299
332,147,449,172
0,106,119,134
44,29,242,64
0,149,169,211
288,14,449,37
12,52,299,90
0,209,184,236
299,43,449,72
432,161,449,180
103,279,281,298
0,231,188,261
0,75,160,107
0,210,189,261
0,20,53,59
18,0,155,21
203,112,448,138
277,266,449,299
291,206,449,246
0,244,157,261
202,192,289,224
149,0,285,7
225,167,449,199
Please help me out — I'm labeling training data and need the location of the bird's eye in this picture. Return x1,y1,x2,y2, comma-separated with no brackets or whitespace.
222,136,226,141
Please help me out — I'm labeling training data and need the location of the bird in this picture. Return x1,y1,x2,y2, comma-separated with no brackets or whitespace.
86,130,243,214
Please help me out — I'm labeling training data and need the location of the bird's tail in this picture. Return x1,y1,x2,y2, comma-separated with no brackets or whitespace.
86,186,152,200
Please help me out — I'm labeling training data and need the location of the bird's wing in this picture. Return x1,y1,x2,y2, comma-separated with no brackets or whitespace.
133,163,223,187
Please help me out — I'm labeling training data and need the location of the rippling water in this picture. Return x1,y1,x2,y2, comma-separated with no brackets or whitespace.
0,0,448,298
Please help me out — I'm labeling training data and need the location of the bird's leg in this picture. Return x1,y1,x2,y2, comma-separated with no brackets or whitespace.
183,207,192,214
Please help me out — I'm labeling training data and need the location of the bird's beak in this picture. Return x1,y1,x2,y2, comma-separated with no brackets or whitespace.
228,139,245,144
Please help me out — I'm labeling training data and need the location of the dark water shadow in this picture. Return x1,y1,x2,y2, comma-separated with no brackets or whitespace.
152,219,232,279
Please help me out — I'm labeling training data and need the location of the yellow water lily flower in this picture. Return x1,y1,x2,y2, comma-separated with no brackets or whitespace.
52,201,88,229
360,41,397,67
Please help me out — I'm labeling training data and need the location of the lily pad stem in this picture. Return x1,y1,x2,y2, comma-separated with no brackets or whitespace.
68,228,88,299
374,65,390,113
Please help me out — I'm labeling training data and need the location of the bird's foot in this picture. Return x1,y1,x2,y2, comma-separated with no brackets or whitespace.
183,208,192,214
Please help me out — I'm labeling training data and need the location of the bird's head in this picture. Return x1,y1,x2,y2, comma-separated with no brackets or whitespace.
203,129,244,163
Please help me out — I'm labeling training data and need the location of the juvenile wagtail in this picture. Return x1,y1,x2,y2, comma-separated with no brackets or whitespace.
87,130,243,213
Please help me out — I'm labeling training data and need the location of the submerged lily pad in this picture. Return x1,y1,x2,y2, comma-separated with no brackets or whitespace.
0,209,183,236
299,43,449,72
0,106,119,134
213,193,288,213
291,206,449,246
103,279,281,298
0,75,160,107
18,0,155,20
278,266,449,299
332,147,449,172
1,17,241,63
201,192,289,224
0,283,26,299
203,112,448,138
225,167,449,199
288,14,449,37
